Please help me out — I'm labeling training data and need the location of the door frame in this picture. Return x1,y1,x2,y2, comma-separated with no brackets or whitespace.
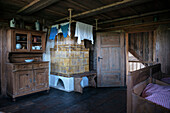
97,32,126,87
125,33,128,86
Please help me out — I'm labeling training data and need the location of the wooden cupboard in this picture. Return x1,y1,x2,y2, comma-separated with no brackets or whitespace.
6,62,49,101
7,28,46,53
5,28,49,101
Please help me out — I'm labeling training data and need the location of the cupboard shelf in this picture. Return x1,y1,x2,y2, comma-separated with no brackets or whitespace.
16,41,27,43
7,29,46,52
32,42,42,44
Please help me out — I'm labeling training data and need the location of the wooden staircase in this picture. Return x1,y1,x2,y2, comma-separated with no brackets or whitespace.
128,31,155,72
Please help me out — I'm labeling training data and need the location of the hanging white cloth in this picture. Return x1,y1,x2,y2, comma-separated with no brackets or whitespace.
51,24,59,29
75,22,93,44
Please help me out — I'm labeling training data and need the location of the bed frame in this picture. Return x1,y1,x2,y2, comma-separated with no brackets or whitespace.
150,64,170,84
127,64,170,113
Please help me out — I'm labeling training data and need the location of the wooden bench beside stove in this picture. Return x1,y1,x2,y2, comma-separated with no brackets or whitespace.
70,71,97,93
51,71,97,93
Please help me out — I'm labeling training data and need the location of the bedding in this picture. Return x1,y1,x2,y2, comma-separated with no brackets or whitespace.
142,83,170,109
161,77,170,84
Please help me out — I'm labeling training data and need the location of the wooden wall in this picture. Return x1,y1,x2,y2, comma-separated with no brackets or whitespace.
0,28,7,96
155,25,170,74
128,31,154,63
0,29,1,95
128,24,170,75
84,39,94,71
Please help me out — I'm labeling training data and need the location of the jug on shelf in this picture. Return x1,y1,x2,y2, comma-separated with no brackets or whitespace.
35,20,40,31
10,18,16,28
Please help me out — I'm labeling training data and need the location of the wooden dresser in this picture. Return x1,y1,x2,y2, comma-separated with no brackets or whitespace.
6,28,49,101
6,62,49,101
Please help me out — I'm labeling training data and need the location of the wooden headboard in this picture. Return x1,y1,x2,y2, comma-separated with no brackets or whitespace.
150,64,162,80
127,64,161,113
128,63,162,87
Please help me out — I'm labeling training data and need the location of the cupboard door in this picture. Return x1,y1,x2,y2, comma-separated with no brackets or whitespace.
30,32,46,52
34,69,48,90
15,71,33,95
13,30,30,52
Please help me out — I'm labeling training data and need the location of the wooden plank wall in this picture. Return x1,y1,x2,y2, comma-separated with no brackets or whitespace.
0,28,7,96
128,31,154,63
0,29,1,95
84,39,94,71
155,25,170,74
93,32,97,71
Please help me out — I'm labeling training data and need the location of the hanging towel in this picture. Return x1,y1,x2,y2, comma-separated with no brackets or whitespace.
61,24,69,38
49,27,58,40
75,22,93,44
60,22,70,36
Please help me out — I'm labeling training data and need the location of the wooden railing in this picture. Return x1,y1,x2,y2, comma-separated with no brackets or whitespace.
128,61,154,72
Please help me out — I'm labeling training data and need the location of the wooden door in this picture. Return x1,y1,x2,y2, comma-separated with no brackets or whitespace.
97,32,125,87
15,70,33,94
34,69,48,90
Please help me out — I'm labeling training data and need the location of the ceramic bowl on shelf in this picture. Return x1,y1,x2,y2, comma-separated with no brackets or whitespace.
16,43,22,49
32,46,35,50
25,59,34,62
35,46,41,50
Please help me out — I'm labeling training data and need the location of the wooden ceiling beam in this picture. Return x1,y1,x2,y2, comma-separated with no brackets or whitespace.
99,19,170,31
68,0,89,11
45,9,67,16
128,7,139,15
17,0,40,13
17,0,61,15
68,0,112,19
98,9,170,25
55,0,152,23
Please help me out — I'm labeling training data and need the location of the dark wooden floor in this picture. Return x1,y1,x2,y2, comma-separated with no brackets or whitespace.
0,87,126,113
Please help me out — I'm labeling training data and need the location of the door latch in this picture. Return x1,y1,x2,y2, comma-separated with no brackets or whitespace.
98,56,103,62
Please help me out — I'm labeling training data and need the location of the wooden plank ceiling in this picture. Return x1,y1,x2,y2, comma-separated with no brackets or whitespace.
0,0,170,29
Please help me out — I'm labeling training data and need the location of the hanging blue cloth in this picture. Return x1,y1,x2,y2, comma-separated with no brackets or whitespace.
61,24,69,38
49,27,58,40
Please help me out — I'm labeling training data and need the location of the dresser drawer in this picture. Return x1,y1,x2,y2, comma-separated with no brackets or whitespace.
14,64,32,70
33,63,49,69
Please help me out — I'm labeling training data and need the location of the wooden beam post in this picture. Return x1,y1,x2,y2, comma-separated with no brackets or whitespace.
125,33,129,86
153,30,156,63
0,28,7,96
95,19,98,31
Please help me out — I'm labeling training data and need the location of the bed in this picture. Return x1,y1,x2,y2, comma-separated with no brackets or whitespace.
127,64,170,113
